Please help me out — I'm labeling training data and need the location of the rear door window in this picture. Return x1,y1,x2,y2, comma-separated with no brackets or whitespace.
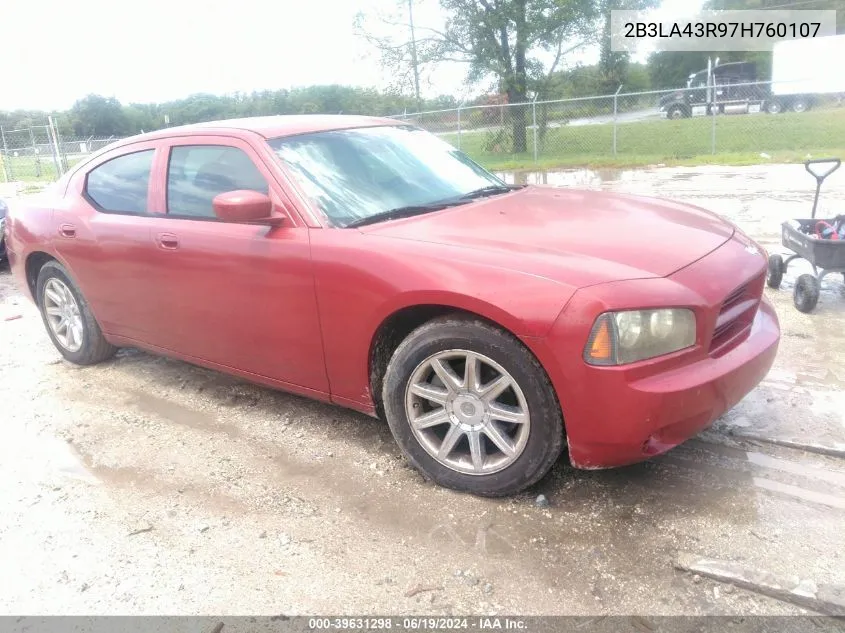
85,150,154,214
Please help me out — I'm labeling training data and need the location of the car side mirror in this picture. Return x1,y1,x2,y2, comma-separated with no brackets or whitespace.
212,190,284,226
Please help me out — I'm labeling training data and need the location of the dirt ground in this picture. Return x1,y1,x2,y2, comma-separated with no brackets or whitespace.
2,164,845,616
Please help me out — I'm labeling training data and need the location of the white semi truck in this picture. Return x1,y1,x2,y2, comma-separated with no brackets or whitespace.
658,33,845,118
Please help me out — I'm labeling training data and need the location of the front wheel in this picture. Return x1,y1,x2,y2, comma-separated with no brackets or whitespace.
793,274,820,313
767,254,784,289
36,261,117,364
667,106,687,120
382,315,564,497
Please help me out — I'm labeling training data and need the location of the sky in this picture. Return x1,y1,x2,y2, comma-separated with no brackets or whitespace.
1,0,703,112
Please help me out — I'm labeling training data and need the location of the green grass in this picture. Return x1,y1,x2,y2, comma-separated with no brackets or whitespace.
0,154,67,182
4,108,845,181
446,108,845,171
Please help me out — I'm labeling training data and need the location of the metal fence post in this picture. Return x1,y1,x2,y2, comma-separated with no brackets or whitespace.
29,126,42,178
708,58,717,155
612,85,623,157
457,103,462,150
47,117,63,177
532,96,538,163
711,102,717,155
55,124,69,172
1,125,11,181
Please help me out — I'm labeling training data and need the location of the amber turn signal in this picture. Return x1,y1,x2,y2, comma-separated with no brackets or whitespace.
585,315,615,365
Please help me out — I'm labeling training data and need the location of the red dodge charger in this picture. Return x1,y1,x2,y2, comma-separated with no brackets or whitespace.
4,115,780,496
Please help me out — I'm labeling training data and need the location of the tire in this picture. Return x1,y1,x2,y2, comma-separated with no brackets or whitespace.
766,254,784,289
793,274,820,313
766,100,783,114
667,106,686,120
36,260,117,365
791,99,809,113
382,314,564,497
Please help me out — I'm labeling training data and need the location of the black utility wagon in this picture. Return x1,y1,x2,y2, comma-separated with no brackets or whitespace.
767,159,845,313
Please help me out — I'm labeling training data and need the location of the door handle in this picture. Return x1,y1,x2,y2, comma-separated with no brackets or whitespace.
58,224,76,238
156,232,179,250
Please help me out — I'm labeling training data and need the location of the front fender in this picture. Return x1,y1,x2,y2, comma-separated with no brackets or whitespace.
311,229,576,411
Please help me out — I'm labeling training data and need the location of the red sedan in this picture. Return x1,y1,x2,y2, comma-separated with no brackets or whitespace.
4,116,780,496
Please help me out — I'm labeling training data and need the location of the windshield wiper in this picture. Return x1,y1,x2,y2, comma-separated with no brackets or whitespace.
345,200,471,228
344,184,524,228
457,184,524,200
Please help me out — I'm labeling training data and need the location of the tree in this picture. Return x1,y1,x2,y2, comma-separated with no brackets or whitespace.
123,103,160,133
594,0,640,95
69,94,129,137
360,0,598,152
439,0,607,151
545,60,650,98
359,0,658,153
647,51,710,89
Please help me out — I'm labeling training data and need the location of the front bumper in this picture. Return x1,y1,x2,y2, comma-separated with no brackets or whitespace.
527,236,780,469
568,299,777,468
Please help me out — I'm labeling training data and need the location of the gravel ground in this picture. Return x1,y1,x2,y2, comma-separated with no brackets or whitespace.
2,164,845,616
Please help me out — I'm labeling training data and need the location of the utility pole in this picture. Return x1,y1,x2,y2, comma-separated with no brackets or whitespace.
408,0,422,112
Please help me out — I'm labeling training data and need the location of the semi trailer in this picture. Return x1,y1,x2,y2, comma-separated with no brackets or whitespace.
658,33,845,118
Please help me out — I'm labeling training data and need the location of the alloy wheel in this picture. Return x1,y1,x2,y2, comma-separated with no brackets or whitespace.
43,278,84,352
404,350,531,475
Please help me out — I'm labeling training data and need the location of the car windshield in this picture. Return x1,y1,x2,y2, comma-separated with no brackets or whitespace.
267,125,506,227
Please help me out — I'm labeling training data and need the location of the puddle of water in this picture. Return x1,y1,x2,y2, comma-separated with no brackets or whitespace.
127,390,234,437
49,439,100,484
33,325,844,592
744,450,845,487
685,440,845,489
495,164,845,239
7,435,101,485
752,477,845,510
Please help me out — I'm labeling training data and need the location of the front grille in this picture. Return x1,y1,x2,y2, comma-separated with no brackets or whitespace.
709,272,765,356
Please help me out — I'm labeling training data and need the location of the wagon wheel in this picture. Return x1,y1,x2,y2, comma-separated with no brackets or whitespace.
793,274,820,313
767,254,784,289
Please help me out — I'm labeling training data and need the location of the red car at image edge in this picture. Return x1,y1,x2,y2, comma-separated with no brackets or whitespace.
4,115,781,496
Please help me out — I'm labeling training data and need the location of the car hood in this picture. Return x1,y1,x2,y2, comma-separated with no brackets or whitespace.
363,186,734,282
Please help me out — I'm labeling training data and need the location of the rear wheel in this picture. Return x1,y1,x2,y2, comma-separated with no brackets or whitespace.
36,261,117,364
767,254,784,289
791,98,809,113
382,315,564,497
793,274,820,313
766,100,783,114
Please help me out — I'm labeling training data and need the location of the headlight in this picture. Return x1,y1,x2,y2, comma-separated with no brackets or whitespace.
584,309,696,366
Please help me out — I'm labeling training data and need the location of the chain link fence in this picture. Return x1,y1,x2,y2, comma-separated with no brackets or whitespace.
395,81,845,171
4,82,845,188
0,121,118,187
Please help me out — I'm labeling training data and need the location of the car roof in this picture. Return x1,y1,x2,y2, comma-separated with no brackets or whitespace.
63,115,409,182
123,114,403,143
